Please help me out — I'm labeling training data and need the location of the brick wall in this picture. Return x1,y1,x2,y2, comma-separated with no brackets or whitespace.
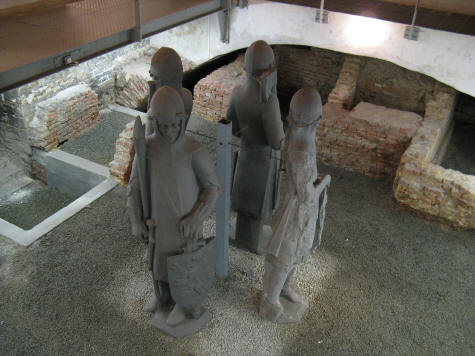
317,102,422,177
274,46,345,107
0,39,152,174
109,120,135,185
393,86,475,229
354,58,436,115
192,55,245,122
116,54,195,111
28,85,99,151
327,56,362,109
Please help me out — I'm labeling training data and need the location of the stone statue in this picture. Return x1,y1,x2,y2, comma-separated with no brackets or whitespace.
147,47,193,128
226,40,285,254
127,86,221,337
260,87,331,323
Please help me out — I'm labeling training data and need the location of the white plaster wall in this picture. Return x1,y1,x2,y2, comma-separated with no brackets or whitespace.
150,2,475,97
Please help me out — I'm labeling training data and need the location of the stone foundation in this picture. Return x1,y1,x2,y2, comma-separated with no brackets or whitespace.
109,120,135,185
28,85,99,151
192,55,245,122
354,57,436,115
327,56,361,109
318,102,422,177
393,87,475,229
274,46,344,105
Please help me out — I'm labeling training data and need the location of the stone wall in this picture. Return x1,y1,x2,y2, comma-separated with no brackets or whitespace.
115,55,195,111
317,102,422,177
28,85,99,151
0,40,152,173
327,56,362,109
393,86,475,229
354,58,436,115
192,55,245,122
274,46,345,106
109,120,135,185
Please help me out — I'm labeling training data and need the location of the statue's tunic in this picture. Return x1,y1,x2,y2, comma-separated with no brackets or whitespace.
127,136,220,280
227,87,284,220
267,149,318,267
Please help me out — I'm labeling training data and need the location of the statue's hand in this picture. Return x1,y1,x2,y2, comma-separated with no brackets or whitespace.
179,214,202,242
134,220,148,243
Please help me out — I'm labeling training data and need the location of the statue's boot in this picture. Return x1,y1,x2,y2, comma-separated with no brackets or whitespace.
281,286,307,305
260,266,288,322
259,297,283,322
144,295,158,313
281,269,308,305
145,280,171,313
166,304,187,326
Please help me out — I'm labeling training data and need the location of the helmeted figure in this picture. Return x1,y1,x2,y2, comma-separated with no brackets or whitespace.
147,47,193,129
226,40,285,254
260,87,330,323
127,86,221,337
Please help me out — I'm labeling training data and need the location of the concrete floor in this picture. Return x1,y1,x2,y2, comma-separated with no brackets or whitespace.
0,115,474,355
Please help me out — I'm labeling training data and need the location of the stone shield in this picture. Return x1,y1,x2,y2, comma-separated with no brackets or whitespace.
167,238,216,311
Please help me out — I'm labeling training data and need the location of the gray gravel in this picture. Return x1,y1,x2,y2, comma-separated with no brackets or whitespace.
61,109,134,166
0,162,473,355
1,114,474,355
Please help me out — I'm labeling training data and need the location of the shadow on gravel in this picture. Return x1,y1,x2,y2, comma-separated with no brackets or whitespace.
279,165,475,355
0,185,194,355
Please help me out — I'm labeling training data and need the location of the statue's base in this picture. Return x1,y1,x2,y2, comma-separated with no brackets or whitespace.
150,307,211,338
276,297,308,324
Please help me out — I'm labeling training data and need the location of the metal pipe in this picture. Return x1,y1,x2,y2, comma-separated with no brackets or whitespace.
411,0,420,27
133,0,142,41
409,0,420,39
320,0,325,23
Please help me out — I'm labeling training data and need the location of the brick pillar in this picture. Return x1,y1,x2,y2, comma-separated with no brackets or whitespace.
109,121,135,185
328,56,362,109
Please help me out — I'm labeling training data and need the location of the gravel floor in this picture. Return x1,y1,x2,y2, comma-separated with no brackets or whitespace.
0,161,473,355
61,109,134,166
0,114,473,355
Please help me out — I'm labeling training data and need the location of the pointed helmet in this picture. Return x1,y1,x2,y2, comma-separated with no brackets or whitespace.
288,88,322,127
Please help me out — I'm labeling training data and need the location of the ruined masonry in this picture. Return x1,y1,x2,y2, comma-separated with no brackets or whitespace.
394,86,475,229
319,102,422,177
108,45,473,229
192,55,245,122
28,85,99,151
110,120,135,184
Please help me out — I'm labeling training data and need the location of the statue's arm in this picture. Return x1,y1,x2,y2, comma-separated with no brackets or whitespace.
262,94,285,150
179,147,222,239
126,154,147,239
287,153,313,203
226,90,241,136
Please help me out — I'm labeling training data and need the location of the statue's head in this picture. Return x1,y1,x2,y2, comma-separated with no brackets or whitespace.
149,86,186,144
149,47,183,89
288,88,322,128
244,40,277,103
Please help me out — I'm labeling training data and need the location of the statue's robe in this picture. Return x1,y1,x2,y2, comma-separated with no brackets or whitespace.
127,134,220,280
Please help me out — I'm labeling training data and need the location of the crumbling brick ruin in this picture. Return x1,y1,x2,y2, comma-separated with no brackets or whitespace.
183,45,474,228
101,44,473,229
192,55,245,122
